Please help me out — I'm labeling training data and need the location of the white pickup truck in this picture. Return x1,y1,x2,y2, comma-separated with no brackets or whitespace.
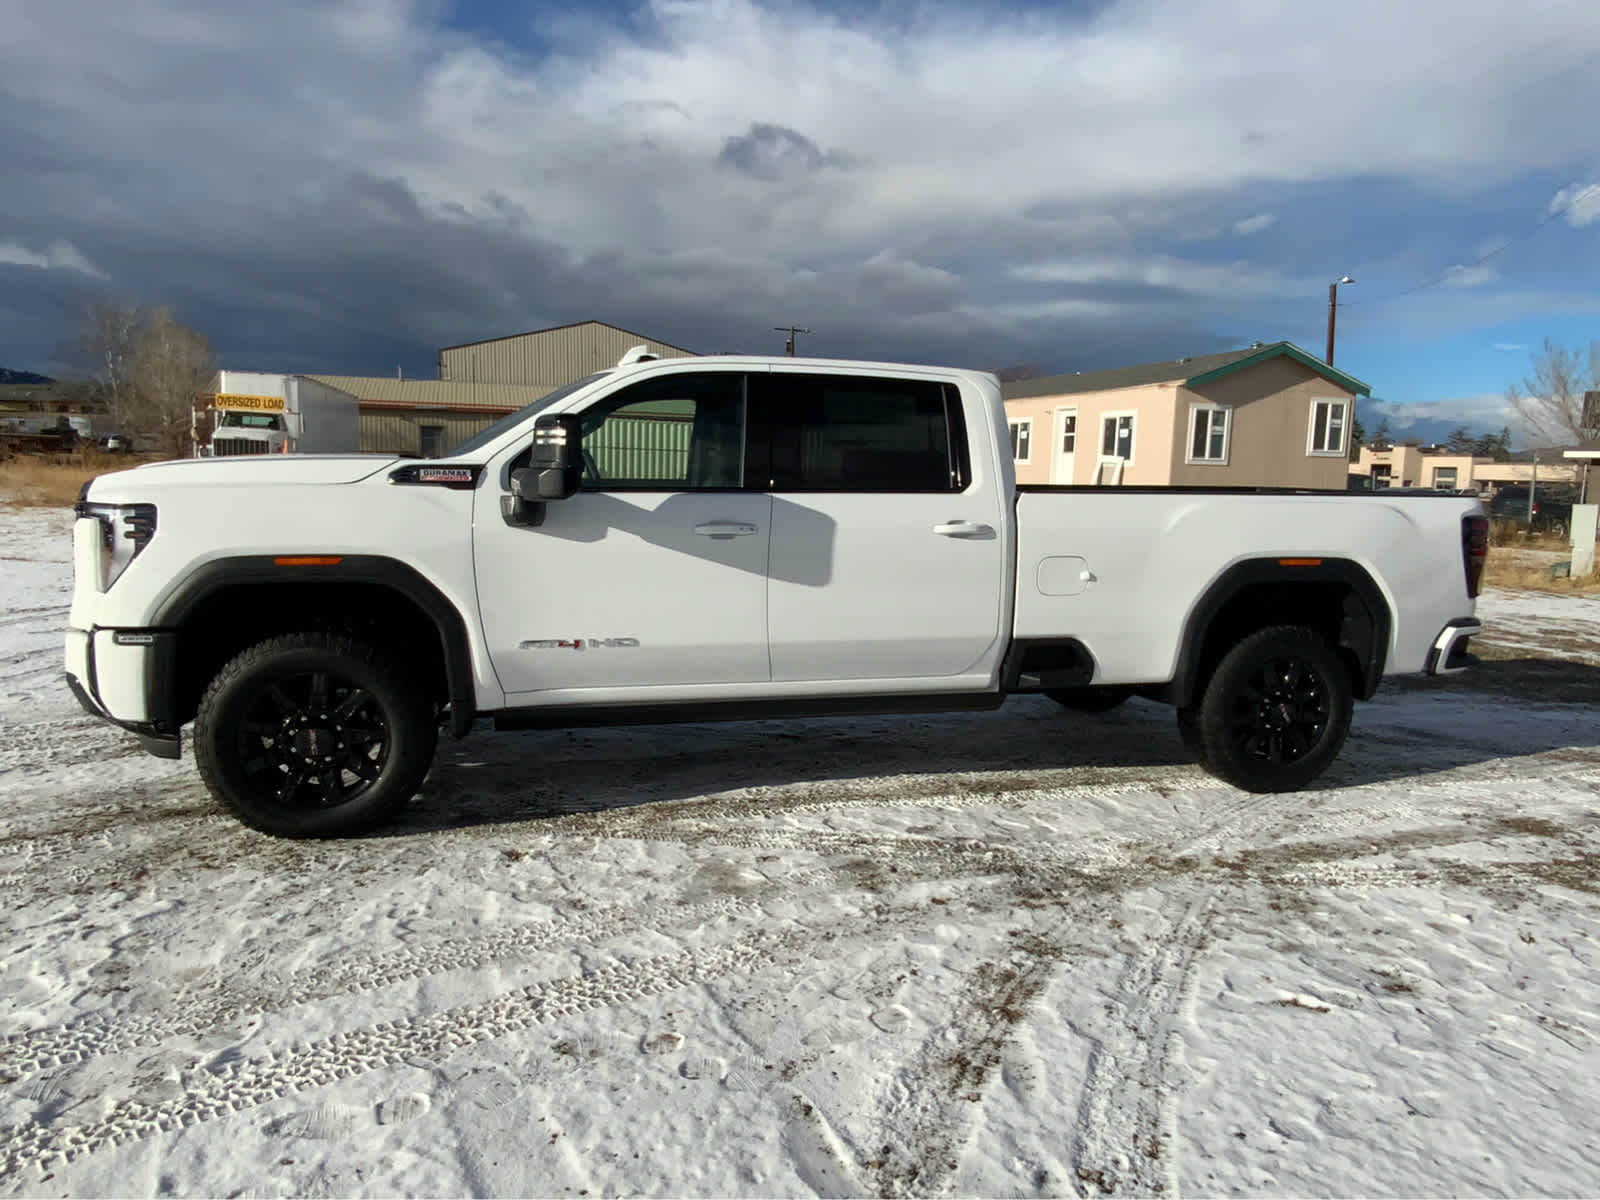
65,351,1488,836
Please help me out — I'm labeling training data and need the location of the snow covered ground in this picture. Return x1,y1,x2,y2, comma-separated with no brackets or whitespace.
2,505,1597,1198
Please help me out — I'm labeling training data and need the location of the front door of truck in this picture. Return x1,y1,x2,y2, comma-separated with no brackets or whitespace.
473,370,771,700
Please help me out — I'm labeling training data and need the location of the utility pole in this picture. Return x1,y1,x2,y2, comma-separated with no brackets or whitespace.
1326,276,1354,365
774,326,811,357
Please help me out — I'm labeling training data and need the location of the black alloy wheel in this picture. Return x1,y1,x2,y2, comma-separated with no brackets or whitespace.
1197,625,1353,793
237,669,389,809
195,633,437,837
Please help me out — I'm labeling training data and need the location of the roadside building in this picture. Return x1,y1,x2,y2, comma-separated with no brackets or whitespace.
1003,341,1368,489
321,320,698,455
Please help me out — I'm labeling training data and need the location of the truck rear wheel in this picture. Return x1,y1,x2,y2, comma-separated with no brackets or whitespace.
1196,625,1352,793
194,633,437,837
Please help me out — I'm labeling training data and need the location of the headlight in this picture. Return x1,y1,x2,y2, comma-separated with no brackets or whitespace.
74,501,157,591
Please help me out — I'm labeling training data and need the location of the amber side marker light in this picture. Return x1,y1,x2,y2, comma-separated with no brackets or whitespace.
1277,558,1324,567
273,555,344,567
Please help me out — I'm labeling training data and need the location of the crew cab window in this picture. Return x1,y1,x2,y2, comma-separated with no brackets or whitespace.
579,372,746,489
764,374,965,492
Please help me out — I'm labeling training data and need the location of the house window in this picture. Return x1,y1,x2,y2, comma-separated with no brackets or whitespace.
1101,413,1135,462
1308,399,1348,455
1187,405,1230,464
1060,413,1076,452
1009,419,1032,463
1432,466,1458,490
419,424,445,457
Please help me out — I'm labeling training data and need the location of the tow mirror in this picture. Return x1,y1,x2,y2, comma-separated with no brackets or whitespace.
502,414,583,528
530,413,584,500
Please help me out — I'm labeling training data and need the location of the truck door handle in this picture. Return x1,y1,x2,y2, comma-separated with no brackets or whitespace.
693,521,759,538
933,521,992,538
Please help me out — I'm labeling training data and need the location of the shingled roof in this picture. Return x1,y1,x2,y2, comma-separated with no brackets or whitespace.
1002,340,1371,399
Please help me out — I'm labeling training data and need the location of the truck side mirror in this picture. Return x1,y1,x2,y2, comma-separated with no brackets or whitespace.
530,413,584,500
501,414,583,528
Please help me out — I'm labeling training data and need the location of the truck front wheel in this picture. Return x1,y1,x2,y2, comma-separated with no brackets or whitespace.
194,632,437,837
1195,625,1353,793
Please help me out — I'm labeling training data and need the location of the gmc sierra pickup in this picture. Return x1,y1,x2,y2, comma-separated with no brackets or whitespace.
65,350,1488,836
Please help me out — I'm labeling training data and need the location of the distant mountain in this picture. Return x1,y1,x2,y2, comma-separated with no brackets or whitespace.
0,368,54,385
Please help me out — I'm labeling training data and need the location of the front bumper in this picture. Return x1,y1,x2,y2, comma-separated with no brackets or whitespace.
63,628,182,759
1424,618,1481,676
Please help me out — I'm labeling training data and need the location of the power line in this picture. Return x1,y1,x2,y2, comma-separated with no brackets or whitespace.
1347,180,1600,307
771,326,806,355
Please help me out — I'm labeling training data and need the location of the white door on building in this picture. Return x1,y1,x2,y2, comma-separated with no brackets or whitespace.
1051,407,1078,484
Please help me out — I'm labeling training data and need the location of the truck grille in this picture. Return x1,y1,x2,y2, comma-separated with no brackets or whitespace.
213,438,271,456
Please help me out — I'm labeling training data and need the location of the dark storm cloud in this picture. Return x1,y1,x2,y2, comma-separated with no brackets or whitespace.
4,0,1600,387
716,123,853,182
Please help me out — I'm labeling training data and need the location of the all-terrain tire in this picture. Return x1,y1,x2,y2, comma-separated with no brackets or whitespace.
1175,705,1208,769
1043,686,1133,713
194,632,437,838
1196,625,1353,793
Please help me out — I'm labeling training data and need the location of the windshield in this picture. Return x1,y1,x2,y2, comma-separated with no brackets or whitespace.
220,412,282,429
446,372,611,458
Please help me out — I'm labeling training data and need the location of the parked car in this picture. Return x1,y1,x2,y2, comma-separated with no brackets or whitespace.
66,348,1487,836
1489,484,1574,539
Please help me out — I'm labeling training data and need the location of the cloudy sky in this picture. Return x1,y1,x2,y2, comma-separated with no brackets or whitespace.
4,0,1599,441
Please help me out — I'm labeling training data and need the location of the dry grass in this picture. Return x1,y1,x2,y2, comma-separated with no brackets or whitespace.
0,452,150,509
1483,544,1600,595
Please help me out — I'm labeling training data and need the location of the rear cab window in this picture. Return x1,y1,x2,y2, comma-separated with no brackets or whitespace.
755,373,970,492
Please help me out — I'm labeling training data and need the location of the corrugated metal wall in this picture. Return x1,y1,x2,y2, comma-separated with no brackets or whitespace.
438,322,694,386
360,411,498,456
587,415,693,482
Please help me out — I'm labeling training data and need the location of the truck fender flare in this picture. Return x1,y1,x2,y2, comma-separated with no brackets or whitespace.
1170,557,1392,706
152,555,477,736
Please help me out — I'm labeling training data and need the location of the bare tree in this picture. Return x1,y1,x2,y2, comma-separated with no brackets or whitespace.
73,297,145,431
129,307,215,457
1507,338,1600,446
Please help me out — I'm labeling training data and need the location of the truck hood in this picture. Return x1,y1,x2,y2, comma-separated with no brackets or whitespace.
86,454,401,498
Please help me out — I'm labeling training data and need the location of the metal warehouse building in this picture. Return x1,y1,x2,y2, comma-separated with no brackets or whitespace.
320,320,697,456
437,320,695,388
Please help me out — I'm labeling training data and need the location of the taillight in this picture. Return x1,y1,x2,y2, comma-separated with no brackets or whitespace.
1462,514,1488,598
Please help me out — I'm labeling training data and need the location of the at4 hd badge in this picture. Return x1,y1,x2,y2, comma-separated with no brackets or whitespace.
519,637,641,651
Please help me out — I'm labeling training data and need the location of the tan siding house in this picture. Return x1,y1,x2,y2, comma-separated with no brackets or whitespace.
1004,342,1368,490
1351,444,1578,493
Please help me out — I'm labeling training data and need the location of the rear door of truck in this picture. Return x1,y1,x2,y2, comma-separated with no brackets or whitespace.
758,370,1010,687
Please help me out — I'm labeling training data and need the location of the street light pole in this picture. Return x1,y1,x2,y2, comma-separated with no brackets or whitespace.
1325,275,1354,365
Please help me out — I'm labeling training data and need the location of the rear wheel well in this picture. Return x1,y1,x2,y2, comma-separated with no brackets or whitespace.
1184,580,1382,706
170,583,451,728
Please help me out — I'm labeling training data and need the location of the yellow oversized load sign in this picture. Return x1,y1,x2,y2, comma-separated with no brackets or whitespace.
214,393,286,411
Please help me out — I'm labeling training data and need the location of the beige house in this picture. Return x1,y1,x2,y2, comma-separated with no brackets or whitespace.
1350,445,1579,493
1002,341,1369,489
1351,445,1486,491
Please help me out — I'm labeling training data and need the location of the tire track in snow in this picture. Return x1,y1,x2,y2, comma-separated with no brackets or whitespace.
1069,895,1215,1197
864,926,1071,1198
0,923,821,1178
0,896,757,1079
